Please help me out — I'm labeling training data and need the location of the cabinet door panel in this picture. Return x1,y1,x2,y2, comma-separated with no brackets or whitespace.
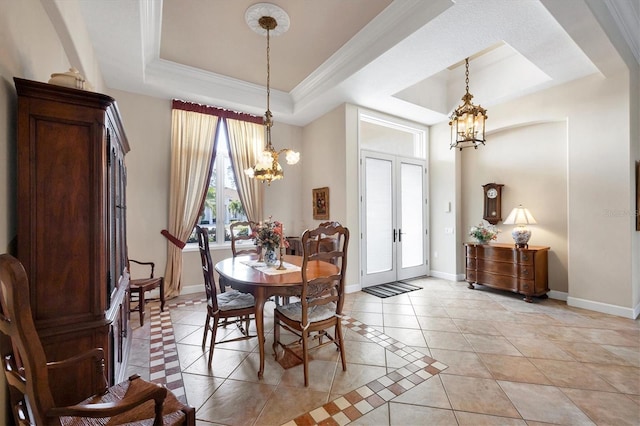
32,118,97,324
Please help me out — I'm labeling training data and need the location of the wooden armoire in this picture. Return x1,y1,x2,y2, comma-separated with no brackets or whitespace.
14,77,131,405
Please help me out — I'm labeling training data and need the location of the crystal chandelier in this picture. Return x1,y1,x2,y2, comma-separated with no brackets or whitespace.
449,58,488,150
245,8,299,185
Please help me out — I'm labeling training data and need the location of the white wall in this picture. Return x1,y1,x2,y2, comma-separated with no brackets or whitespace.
429,123,459,280
430,70,637,317
461,121,569,292
301,105,361,288
108,89,172,278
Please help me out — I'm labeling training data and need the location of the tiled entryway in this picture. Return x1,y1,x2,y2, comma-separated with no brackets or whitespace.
126,277,640,425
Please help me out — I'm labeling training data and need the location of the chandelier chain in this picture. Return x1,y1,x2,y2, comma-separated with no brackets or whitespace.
245,11,299,184
266,24,271,117
465,58,470,94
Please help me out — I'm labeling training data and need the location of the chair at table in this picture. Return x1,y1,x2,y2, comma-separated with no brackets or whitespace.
0,253,195,426
230,220,259,257
128,258,165,327
272,222,350,387
196,226,257,367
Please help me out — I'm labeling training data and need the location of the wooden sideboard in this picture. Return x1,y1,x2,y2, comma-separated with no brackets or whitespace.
464,243,549,302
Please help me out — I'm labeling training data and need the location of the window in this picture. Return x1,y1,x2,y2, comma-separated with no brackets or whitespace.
186,123,247,245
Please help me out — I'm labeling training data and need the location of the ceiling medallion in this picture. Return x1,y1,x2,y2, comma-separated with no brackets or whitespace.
245,3,290,36
244,3,299,185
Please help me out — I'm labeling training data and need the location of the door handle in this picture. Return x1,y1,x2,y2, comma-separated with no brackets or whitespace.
393,229,397,243
398,228,404,242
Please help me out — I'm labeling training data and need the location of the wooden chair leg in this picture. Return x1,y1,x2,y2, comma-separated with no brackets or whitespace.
336,322,347,371
202,314,211,351
302,331,309,387
139,292,146,326
244,315,250,336
272,317,280,358
159,278,165,312
208,317,219,367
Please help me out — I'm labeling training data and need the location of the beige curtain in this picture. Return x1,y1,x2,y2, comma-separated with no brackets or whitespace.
163,109,219,298
226,118,264,222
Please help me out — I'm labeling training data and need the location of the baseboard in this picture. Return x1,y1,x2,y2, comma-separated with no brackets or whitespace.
548,290,567,301
181,284,205,295
179,281,639,319
429,270,461,282
345,283,361,294
567,296,640,319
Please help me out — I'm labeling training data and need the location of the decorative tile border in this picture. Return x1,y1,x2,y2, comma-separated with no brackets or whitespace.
146,298,447,425
146,297,208,403
283,316,447,426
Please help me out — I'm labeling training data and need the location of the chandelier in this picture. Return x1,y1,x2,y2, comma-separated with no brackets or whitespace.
449,57,488,150
244,5,299,185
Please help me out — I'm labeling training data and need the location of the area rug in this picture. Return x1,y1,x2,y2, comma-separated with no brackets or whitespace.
362,281,423,298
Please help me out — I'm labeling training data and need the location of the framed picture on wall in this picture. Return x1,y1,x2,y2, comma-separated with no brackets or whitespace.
313,187,330,220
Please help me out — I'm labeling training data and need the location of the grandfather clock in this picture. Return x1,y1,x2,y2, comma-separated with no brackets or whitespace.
482,183,503,225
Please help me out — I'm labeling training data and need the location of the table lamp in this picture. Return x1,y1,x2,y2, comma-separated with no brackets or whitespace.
503,205,537,248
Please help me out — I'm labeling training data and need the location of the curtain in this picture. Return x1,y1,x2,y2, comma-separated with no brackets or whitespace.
163,107,218,298
226,118,264,222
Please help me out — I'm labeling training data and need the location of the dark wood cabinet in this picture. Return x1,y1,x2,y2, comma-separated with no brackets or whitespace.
15,78,131,405
464,242,549,302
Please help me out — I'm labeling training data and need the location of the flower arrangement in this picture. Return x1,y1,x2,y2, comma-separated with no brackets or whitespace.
469,222,500,243
252,217,289,252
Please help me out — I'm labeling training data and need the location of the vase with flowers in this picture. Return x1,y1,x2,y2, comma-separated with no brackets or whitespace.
469,222,500,244
252,217,289,266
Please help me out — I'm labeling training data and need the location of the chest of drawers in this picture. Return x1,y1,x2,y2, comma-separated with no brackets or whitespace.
464,243,550,302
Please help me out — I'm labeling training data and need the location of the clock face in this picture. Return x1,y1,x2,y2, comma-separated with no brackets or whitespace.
487,188,498,199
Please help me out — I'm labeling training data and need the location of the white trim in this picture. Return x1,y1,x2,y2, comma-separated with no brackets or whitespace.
567,296,640,319
180,284,205,295
429,270,460,282
345,283,361,294
548,290,567,301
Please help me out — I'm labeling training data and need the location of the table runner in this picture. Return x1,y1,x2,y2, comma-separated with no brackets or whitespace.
241,260,301,275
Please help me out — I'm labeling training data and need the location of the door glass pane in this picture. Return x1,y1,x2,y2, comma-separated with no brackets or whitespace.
366,158,393,274
400,162,423,268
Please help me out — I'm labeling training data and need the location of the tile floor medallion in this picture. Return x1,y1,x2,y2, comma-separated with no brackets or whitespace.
284,316,448,426
145,296,448,425
133,277,640,426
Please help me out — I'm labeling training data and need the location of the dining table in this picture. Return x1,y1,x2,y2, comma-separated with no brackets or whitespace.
214,254,339,379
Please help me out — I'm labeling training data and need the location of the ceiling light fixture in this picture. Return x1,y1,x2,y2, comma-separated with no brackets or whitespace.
449,57,488,150
244,3,299,185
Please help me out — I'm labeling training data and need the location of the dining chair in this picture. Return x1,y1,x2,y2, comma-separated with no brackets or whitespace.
230,220,289,305
196,226,257,367
230,220,259,257
0,253,195,426
128,258,165,326
272,221,350,386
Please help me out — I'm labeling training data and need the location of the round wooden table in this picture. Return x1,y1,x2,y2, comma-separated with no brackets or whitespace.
215,255,339,379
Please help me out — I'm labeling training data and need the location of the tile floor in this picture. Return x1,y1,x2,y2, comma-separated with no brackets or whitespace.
126,277,640,425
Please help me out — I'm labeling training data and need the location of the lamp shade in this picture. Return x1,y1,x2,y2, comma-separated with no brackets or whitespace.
503,205,537,225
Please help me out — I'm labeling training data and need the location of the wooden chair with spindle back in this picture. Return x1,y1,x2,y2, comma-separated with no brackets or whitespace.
272,222,349,387
0,253,195,425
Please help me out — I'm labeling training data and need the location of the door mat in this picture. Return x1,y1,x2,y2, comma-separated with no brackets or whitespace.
362,281,423,298
276,343,312,369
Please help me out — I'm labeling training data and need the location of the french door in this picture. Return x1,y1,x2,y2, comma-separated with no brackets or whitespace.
361,151,428,287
